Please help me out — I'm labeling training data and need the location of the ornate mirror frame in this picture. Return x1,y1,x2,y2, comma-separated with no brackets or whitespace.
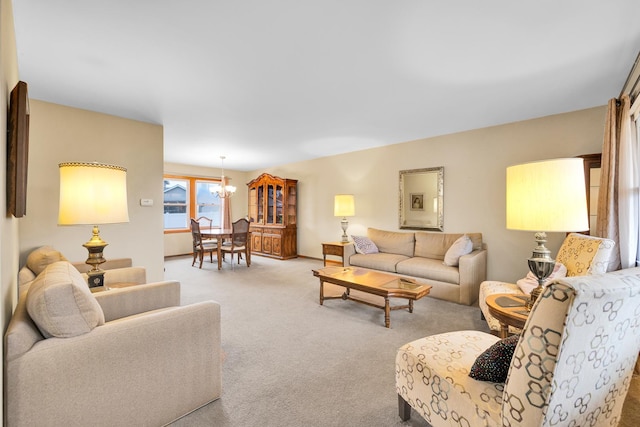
399,166,444,231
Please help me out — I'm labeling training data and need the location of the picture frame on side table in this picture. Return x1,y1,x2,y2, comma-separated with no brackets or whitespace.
6,81,29,218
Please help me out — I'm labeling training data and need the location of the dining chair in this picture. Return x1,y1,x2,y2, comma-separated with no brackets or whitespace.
221,218,250,268
196,216,214,240
190,218,217,268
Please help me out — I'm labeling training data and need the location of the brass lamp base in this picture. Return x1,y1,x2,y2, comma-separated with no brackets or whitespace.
83,225,108,288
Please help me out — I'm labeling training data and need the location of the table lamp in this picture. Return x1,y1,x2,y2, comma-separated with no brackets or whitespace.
334,194,355,243
58,162,129,287
506,158,588,308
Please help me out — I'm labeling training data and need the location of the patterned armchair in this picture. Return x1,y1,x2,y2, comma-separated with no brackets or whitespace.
479,233,616,333
396,267,640,426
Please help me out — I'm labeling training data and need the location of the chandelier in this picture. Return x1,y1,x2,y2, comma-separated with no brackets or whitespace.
210,156,236,198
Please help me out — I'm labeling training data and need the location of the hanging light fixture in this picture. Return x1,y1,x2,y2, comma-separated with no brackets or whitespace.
210,156,236,198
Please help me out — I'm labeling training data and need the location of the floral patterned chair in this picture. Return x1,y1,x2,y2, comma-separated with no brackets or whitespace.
396,267,640,426
478,233,616,334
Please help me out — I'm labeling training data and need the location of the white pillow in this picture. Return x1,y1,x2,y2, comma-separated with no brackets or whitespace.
26,261,105,338
351,235,379,254
443,235,473,266
516,262,568,294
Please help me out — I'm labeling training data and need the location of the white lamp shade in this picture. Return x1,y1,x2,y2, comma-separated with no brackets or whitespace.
58,162,130,225
506,158,588,232
334,194,355,217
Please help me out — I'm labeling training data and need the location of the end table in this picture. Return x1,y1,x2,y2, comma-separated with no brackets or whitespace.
485,293,529,338
321,242,351,266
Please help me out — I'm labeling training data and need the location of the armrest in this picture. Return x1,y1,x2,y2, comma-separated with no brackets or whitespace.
94,280,180,322
343,243,356,266
5,301,221,427
458,249,488,305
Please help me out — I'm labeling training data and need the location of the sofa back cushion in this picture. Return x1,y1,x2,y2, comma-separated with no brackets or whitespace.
367,228,415,257
415,232,483,260
26,261,105,338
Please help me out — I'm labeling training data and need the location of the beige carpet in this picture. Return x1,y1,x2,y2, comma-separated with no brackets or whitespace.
164,254,640,426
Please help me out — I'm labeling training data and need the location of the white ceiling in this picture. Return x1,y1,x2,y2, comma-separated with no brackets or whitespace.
12,1,640,171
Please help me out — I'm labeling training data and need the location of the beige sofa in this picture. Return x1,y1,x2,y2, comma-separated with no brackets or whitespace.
344,228,487,305
5,252,222,426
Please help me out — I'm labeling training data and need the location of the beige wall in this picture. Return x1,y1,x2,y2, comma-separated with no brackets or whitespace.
163,162,249,256
1,0,19,421
236,106,605,283
19,100,166,283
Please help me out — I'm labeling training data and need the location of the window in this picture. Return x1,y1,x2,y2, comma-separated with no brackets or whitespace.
164,175,222,232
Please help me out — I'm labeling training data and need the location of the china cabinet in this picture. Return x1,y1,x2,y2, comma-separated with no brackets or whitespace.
247,173,298,259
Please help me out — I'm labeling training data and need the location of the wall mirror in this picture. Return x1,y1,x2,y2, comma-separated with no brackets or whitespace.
399,166,444,231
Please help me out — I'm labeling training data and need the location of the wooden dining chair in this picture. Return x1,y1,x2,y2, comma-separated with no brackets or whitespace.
221,218,250,268
196,216,214,241
190,218,218,268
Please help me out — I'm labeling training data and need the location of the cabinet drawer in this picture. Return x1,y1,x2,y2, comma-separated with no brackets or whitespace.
323,244,344,256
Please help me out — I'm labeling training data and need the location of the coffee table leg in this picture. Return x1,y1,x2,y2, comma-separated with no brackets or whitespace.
384,298,390,328
409,299,414,313
319,281,324,305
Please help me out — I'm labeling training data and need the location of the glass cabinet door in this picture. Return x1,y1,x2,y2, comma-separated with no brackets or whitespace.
257,185,264,224
287,185,296,225
276,185,283,224
267,184,274,224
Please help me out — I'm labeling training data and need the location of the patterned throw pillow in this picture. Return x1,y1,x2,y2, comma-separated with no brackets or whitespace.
351,235,379,254
469,334,520,382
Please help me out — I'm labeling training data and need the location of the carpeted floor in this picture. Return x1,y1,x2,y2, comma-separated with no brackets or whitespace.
164,254,640,426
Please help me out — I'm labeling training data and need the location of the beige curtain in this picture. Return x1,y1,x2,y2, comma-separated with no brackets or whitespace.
221,196,232,230
596,95,639,270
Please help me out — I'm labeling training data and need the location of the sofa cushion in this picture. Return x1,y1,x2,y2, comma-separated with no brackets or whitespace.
555,233,616,276
414,232,482,260
443,235,473,266
396,257,460,284
351,235,379,254
25,246,68,276
349,253,409,273
26,261,105,338
367,228,414,257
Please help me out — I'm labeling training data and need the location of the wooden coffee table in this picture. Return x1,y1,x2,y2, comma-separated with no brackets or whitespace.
312,266,431,328
485,293,530,338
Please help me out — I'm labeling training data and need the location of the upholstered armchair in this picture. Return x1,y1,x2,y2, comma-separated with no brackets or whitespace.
479,233,616,333
5,260,222,427
396,267,640,426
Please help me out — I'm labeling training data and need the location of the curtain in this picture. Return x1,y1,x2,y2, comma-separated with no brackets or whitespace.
221,196,232,230
596,95,640,270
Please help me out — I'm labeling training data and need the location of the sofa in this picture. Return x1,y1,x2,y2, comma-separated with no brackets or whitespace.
5,251,222,426
344,228,487,305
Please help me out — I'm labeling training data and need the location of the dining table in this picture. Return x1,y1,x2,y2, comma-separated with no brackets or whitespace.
200,228,251,270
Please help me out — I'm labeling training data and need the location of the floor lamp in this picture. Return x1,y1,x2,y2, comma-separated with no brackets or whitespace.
506,158,588,308
58,162,130,288
334,194,355,243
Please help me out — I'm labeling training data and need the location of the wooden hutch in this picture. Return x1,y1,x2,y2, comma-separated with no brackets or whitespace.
247,173,298,259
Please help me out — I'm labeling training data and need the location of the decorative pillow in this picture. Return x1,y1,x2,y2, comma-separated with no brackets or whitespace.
26,261,105,338
516,262,568,294
469,334,520,382
352,235,379,254
25,246,68,276
443,235,473,266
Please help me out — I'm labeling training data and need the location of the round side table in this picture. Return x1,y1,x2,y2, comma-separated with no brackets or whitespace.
485,293,529,338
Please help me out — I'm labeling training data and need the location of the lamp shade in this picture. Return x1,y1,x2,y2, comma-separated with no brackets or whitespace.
334,194,355,217
506,158,588,232
58,162,129,225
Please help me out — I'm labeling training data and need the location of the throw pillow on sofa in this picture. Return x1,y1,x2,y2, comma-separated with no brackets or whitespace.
352,235,379,254
26,261,105,338
443,235,473,266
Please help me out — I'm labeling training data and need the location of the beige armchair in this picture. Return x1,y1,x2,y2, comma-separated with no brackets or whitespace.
5,260,222,427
